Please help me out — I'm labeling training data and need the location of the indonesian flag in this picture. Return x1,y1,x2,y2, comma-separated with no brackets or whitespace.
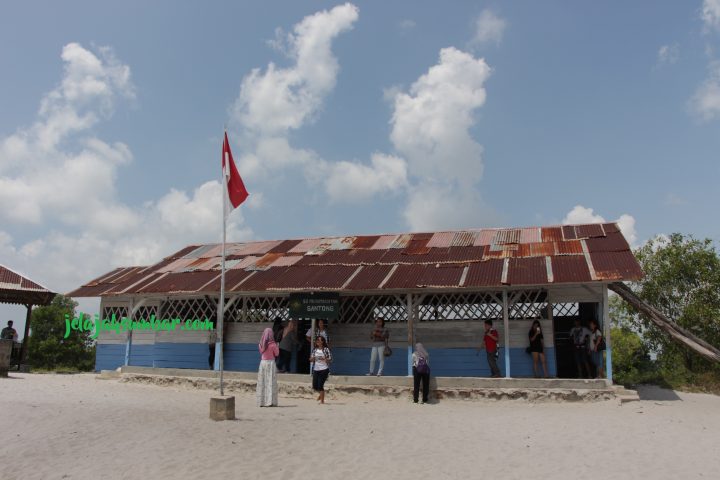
222,132,249,210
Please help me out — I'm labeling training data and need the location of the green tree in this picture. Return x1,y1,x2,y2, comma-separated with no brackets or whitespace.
623,234,720,381
28,295,95,371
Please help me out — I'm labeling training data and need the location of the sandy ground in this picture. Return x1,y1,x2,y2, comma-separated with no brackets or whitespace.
0,374,719,480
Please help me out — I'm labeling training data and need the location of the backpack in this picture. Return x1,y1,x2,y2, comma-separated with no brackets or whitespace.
416,356,430,375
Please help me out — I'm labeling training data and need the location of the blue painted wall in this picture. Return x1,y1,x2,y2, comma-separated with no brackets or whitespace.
128,344,154,367
98,342,556,377
96,344,125,371
152,343,210,369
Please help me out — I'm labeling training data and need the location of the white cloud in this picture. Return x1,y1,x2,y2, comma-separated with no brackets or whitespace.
689,61,720,121
386,47,494,230
325,153,407,202
656,44,679,66
230,4,406,204
470,10,507,47
390,47,491,184
702,0,720,32
562,205,638,246
0,43,252,297
403,182,498,232
231,3,359,135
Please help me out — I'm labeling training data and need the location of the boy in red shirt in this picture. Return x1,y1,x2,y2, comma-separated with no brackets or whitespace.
481,320,501,378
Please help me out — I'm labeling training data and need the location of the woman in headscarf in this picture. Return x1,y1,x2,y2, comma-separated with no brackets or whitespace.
257,327,279,407
412,343,431,404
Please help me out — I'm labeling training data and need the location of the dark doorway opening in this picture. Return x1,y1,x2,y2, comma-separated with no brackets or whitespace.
553,302,598,378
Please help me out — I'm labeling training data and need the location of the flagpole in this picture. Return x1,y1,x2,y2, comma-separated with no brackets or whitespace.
218,131,228,397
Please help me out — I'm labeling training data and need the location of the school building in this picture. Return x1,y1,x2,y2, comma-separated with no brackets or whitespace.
68,222,643,381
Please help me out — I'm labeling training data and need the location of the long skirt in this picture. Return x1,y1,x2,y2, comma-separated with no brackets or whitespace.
256,359,278,407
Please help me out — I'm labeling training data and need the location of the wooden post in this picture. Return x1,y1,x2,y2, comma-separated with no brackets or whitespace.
19,304,32,366
547,292,555,378
603,284,612,384
502,291,510,378
124,300,133,366
407,293,413,377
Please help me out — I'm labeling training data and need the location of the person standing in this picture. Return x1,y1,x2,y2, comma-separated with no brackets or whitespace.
479,320,501,378
569,319,591,378
306,319,329,345
588,320,605,379
1,320,18,341
528,320,549,378
256,327,279,407
367,317,389,376
310,336,332,404
272,317,284,343
277,319,299,373
412,343,431,404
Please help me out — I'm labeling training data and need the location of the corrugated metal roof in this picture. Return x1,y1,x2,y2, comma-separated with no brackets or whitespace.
201,269,254,292
551,256,592,283
556,241,584,255
183,244,217,259
541,227,563,242
464,260,504,287
1,264,56,306
269,254,303,268
383,265,428,289
585,231,630,252
267,239,303,254
562,225,578,241
389,233,414,249
474,229,497,246
419,264,464,287
288,238,325,254
68,222,643,296
344,265,394,290
138,271,220,294
495,229,521,244
371,235,398,250
589,251,643,280
576,224,605,239
519,227,541,244
403,234,432,255
426,232,455,248
507,257,548,285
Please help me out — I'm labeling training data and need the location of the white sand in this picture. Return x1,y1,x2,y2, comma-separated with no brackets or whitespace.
1,373,719,480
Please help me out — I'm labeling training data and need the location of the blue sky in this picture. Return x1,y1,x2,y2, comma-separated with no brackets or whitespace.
2,1,720,328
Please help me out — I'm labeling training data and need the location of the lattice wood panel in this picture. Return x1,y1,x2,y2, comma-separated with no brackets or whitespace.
132,305,158,322
102,305,129,321
242,296,289,323
338,295,407,324
552,302,579,317
417,292,502,321
508,290,547,320
161,298,217,322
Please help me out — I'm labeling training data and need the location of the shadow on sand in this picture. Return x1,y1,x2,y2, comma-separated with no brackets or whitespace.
636,385,683,401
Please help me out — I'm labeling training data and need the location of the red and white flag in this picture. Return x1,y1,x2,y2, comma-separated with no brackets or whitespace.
222,132,249,210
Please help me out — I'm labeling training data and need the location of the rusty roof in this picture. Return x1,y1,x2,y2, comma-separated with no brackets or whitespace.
1,264,56,305
67,223,643,297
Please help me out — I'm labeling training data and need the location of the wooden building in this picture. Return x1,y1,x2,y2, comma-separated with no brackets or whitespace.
68,223,643,381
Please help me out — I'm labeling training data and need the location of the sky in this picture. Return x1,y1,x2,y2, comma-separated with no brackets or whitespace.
2,1,720,335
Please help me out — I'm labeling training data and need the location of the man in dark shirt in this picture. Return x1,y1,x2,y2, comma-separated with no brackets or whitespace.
1,320,18,341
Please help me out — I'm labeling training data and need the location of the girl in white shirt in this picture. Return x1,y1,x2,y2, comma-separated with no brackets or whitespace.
310,336,332,404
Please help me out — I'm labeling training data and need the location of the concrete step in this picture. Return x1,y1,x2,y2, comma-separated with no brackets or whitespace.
612,385,640,404
97,369,122,380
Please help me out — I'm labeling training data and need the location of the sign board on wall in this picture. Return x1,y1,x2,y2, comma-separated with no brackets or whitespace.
288,292,340,320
